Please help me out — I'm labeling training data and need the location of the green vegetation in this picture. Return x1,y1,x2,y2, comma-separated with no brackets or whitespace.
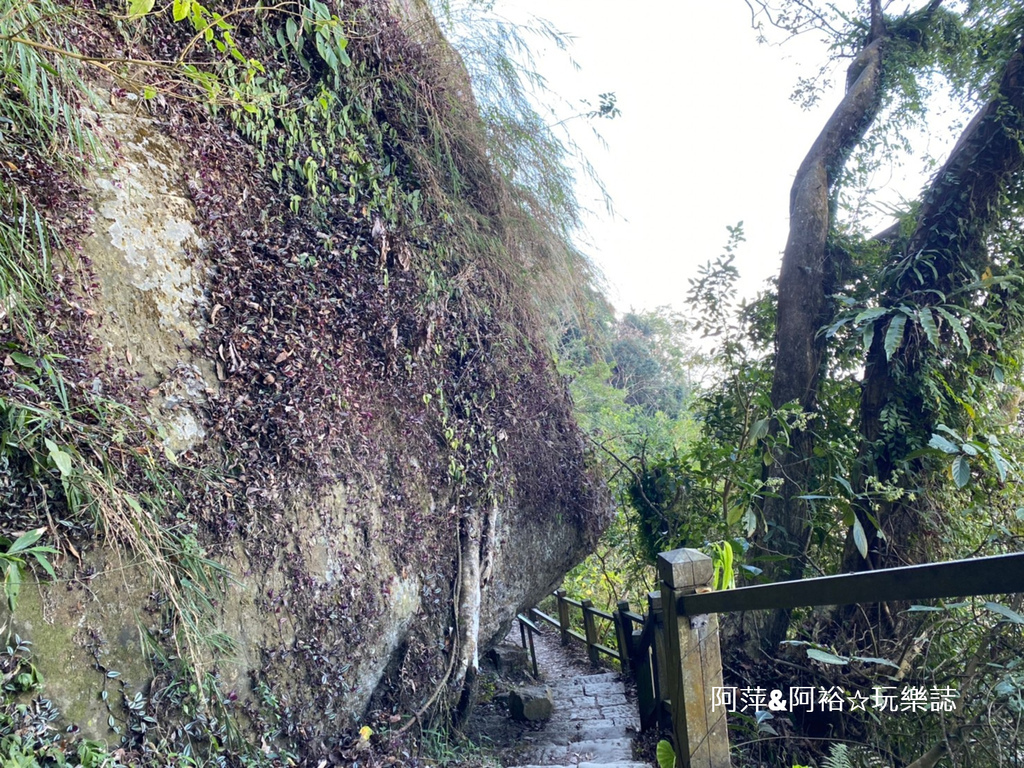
553,3,1024,766
557,305,702,615
0,529,56,612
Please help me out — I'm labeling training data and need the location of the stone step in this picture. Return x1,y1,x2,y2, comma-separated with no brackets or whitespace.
568,736,634,762
472,627,648,768
515,736,634,765
541,721,632,742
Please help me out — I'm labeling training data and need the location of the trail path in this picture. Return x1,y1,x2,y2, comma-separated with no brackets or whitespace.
468,625,652,768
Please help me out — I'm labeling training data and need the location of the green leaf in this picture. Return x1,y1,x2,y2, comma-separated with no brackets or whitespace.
286,17,301,51
918,308,939,347
985,602,1024,624
749,418,770,441
31,551,56,579
10,352,38,370
742,507,757,537
952,455,970,488
312,0,331,21
861,320,875,352
850,655,899,668
6,564,21,611
927,434,959,454
806,648,849,665
936,423,964,441
726,506,744,526
907,605,944,612
172,0,191,22
336,42,351,67
823,316,852,338
44,438,73,478
854,307,888,323
991,449,1009,482
127,0,156,18
935,306,971,353
884,314,907,360
656,740,676,768
833,474,854,496
851,517,868,559
860,319,876,352
8,527,43,554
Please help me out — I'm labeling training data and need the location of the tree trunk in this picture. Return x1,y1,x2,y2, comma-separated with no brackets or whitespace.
452,498,499,722
750,1,888,653
842,34,1024,577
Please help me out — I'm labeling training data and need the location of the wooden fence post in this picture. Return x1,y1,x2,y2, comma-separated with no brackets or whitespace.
582,599,600,665
658,548,731,768
614,600,633,674
556,589,570,645
526,616,539,679
635,625,658,731
649,590,671,730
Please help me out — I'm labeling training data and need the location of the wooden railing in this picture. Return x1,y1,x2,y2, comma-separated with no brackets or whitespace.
519,549,1024,768
518,589,640,669
516,588,668,731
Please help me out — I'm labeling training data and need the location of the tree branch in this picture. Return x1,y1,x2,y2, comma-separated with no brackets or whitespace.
869,0,884,41
895,33,1024,296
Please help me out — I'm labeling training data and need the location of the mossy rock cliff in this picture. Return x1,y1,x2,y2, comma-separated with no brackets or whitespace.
0,0,609,762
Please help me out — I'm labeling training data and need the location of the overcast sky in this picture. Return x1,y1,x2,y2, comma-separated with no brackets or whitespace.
457,0,958,314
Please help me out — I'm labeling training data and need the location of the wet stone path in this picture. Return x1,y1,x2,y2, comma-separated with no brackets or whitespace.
467,624,652,768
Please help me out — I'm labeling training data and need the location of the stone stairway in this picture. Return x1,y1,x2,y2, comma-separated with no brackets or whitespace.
471,624,651,768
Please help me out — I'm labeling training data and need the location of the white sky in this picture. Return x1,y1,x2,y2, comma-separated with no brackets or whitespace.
460,0,959,314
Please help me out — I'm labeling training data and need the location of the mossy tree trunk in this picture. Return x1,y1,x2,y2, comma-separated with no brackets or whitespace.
842,34,1024,577
750,0,889,653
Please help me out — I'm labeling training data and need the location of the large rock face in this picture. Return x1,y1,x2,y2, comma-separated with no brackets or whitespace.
0,0,608,755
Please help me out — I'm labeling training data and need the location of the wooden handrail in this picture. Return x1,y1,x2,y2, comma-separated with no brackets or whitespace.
526,549,1024,768
565,628,587,643
590,606,615,621
680,551,1024,616
531,608,560,630
517,612,540,633
633,611,656,660
620,609,645,626
516,613,540,677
